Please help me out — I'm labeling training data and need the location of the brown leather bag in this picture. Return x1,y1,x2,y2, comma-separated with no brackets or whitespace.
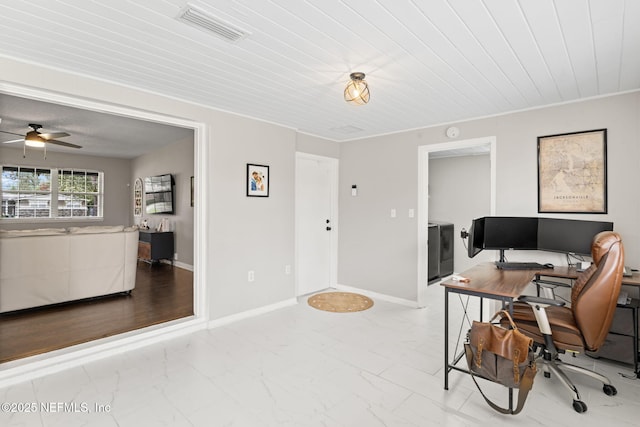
464,310,537,414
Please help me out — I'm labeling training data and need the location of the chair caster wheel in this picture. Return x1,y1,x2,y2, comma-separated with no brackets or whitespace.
572,400,587,413
603,384,617,396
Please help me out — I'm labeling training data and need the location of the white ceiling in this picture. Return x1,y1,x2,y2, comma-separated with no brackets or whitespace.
1,0,639,156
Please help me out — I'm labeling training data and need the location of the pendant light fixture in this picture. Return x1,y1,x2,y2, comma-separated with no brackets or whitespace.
344,72,370,105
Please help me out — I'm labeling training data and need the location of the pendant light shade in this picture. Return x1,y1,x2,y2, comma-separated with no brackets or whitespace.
344,72,370,105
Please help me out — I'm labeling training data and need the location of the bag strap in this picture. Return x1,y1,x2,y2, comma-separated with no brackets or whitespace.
464,344,536,415
490,310,518,330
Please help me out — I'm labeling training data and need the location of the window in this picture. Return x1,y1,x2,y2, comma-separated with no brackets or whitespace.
1,165,103,219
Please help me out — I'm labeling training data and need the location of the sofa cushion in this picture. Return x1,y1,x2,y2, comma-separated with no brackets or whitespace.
0,228,67,238
67,225,125,234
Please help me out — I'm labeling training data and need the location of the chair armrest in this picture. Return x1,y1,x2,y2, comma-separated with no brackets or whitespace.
518,295,566,307
517,296,564,338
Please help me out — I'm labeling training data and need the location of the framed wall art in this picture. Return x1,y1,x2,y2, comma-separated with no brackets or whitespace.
537,129,607,213
133,177,143,217
247,164,269,197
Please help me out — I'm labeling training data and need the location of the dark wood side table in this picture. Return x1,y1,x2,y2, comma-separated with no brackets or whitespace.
138,230,174,265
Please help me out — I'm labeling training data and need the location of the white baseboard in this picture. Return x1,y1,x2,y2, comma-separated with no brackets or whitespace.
334,284,419,308
159,259,193,271
208,298,298,329
173,260,193,271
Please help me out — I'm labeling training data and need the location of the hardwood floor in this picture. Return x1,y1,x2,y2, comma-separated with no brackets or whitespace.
0,262,193,364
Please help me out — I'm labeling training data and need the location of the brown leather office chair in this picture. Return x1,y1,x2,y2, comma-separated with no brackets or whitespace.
505,231,624,413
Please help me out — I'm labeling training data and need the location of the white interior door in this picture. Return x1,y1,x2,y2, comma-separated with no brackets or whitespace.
295,154,337,296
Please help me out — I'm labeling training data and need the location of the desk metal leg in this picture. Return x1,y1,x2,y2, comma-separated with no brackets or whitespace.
634,304,639,378
444,287,449,390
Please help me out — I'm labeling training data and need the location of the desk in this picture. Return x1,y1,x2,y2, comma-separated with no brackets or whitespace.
536,266,640,287
442,263,640,393
441,262,540,400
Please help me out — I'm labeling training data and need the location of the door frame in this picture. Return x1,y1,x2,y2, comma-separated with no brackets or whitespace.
417,137,497,308
0,81,208,386
294,152,339,296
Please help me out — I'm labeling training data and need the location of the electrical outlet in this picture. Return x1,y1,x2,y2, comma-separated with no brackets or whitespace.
285,265,291,275
248,270,255,282
174,252,178,261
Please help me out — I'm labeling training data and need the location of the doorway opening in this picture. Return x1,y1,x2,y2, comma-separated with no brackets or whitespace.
417,137,497,307
0,82,208,385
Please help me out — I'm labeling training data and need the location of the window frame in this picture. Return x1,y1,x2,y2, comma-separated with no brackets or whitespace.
1,165,104,221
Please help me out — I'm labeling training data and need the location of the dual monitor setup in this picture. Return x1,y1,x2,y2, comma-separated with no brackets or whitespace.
467,216,613,266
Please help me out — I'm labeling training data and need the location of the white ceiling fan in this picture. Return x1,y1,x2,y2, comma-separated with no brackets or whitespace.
1,123,81,149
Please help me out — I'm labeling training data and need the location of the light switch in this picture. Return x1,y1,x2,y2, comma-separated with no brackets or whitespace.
408,209,415,218
390,209,397,218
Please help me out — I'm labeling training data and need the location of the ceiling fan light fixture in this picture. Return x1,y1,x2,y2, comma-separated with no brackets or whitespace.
344,72,370,105
24,135,45,148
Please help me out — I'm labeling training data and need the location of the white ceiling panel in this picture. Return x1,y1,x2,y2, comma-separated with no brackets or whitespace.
590,0,626,94
519,0,580,100
620,0,640,89
555,0,600,97
0,0,638,155
485,0,561,103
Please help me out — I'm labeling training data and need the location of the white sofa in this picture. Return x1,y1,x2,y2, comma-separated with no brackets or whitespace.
0,225,138,313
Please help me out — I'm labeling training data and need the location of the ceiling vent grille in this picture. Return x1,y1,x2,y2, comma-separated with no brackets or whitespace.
178,5,248,43
331,125,364,134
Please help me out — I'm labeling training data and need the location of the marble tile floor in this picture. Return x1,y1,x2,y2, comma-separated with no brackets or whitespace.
1,283,639,426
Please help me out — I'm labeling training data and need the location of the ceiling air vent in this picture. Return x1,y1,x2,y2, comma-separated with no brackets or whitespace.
331,125,364,134
177,5,248,43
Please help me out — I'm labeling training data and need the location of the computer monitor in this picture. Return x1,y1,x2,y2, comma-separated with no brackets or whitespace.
467,217,485,258
483,217,539,251
537,218,613,255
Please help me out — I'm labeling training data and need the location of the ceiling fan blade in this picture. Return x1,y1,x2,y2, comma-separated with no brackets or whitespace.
2,138,22,144
45,139,82,149
40,132,70,140
0,130,24,137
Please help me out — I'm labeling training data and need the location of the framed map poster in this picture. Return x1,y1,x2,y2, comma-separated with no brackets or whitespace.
537,129,607,213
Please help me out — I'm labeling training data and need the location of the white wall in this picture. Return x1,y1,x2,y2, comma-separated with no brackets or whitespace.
132,137,194,266
338,134,420,300
339,91,640,301
296,133,340,158
208,113,296,318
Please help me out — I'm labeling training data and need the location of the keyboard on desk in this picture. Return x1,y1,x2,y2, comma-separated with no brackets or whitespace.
495,261,545,270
